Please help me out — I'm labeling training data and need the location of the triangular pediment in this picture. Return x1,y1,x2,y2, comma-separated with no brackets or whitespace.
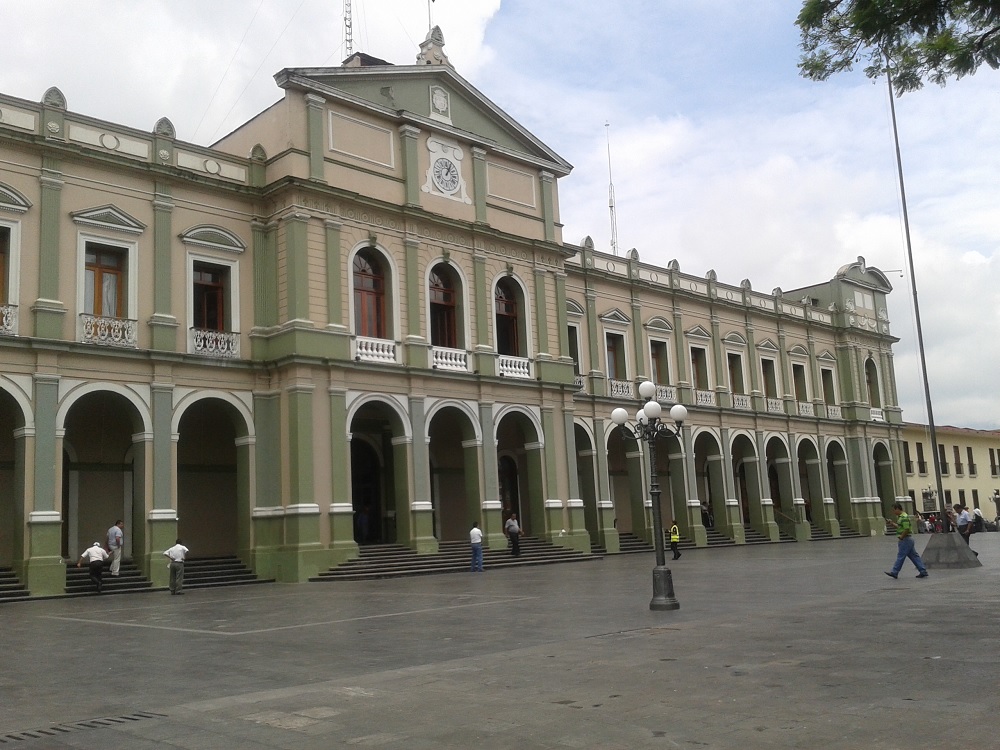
757,338,778,351
0,182,32,214
817,350,836,362
70,205,145,235
685,325,711,339
599,308,631,326
275,65,571,175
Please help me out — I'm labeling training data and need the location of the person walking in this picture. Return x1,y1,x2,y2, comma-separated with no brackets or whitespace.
469,521,484,572
669,522,681,560
77,542,109,593
163,539,189,595
885,502,928,579
504,513,522,557
106,519,124,577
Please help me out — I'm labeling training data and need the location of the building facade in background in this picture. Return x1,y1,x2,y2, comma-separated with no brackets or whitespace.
0,29,909,596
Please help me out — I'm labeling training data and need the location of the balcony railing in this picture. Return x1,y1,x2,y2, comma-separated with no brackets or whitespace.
0,304,16,335
498,355,532,379
695,389,716,406
797,402,814,417
609,379,635,398
81,314,137,348
766,398,784,414
655,384,676,403
870,407,885,422
826,405,842,419
432,346,469,372
191,328,240,359
732,393,752,410
573,374,586,392
918,461,928,474
355,337,397,364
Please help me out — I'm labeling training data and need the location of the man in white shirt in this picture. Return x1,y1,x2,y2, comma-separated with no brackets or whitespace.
163,539,189,595
504,513,522,557
469,522,484,572
954,504,973,545
77,542,109,593
106,520,124,576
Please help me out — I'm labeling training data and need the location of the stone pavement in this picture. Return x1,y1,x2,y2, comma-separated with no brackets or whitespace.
2,533,998,749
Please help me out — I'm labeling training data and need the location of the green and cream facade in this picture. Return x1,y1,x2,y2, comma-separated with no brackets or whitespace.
0,30,909,596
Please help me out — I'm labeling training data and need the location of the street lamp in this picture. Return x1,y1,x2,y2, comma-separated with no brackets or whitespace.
611,380,687,611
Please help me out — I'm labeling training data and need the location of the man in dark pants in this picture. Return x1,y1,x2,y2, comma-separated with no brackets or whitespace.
504,513,522,557
163,538,189,595
670,522,681,560
77,542,109,593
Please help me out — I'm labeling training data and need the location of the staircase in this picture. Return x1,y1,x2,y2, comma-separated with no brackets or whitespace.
182,556,274,589
0,567,29,601
66,560,153,596
311,537,603,582
809,522,836,541
595,531,653,554
838,521,863,538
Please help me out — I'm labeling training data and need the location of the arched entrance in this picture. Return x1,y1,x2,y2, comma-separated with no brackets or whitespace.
349,399,409,546
873,441,896,519
495,410,545,537
573,423,600,546
0,388,27,571
176,397,249,559
796,438,823,525
427,404,480,541
766,436,795,532
693,432,725,535
61,391,144,561
731,433,762,533
827,441,852,527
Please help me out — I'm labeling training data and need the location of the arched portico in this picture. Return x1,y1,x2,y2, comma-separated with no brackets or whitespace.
767,435,806,540
0,387,28,579
693,431,726,540
495,407,546,540
427,402,481,542
873,441,896,520
827,440,853,530
732,432,771,539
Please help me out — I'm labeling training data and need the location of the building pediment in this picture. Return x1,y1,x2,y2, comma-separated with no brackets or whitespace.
275,65,571,176
757,338,778,352
70,205,145,235
685,325,711,339
645,316,672,333
599,308,631,326
0,182,32,214
179,225,246,254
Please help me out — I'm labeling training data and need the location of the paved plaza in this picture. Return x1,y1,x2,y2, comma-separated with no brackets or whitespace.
2,533,998,749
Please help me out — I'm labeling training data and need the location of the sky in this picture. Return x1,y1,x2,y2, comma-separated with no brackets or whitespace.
2,0,998,429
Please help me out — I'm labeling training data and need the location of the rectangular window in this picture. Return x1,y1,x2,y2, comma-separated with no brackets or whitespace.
761,358,778,399
945,489,952,505
973,489,980,509
727,353,744,394
792,363,808,402
650,340,670,384
606,333,626,380
193,262,228,331
938,444,949,475
854,290,874,309
903,443,913,474
690,346,709,390
916,442,927,475
567,325,581,375
954,445,963,476
821,368,836,405
959,489,966,505
84,243,125,317
991,448,998,476
968,447,977,477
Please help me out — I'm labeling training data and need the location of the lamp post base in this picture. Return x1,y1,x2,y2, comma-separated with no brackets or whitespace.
650,565,680,611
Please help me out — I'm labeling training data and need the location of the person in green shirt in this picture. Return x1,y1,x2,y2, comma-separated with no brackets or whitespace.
669,523,681,560
885,502,929,579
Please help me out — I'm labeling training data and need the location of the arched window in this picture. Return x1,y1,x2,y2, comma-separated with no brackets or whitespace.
354,248,385,338
429,266,457,348
495,278,520,356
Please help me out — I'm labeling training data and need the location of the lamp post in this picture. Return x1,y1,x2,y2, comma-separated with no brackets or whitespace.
611,380,687,611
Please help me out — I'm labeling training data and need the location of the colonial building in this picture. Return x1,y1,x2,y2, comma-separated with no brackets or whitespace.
0,29,908,597
901,423,1000,517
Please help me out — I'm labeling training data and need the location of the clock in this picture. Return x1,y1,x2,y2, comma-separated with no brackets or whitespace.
431,157,460,193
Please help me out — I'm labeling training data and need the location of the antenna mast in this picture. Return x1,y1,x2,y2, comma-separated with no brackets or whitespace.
344,0,353,57
606,122,619,256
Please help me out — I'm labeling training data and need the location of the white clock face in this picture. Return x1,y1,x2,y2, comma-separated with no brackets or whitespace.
432,157,460,193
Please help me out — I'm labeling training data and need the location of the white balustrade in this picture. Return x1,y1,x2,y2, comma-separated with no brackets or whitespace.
81,314,137,348
655,384,676,403
870,407,885,422
695,389,716,406
192,328,240,358
609,379,635,398
766,398,784,414
498,355,532,379
826,405,842,419
355,337,398,363
797,402,815,417
732,393,752,410
432,346,469,372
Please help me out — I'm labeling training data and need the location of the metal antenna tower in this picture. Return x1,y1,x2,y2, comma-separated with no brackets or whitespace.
606,122,619,256
344,0,353,57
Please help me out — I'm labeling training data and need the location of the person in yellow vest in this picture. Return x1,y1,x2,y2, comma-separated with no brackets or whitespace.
669,522,681,560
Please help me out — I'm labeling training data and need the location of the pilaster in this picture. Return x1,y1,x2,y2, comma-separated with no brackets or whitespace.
305,93,326,182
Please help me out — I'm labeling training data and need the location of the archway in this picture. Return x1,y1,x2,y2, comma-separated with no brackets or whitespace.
176,397,248,558
349,398,409,546
427,404,480,541
0,388,27,571
61,391,144,560
495,410,544,537
796,438,823,524
873,441,896,519
573,423,599,546
693,432,725,535
766,436,794,530
826,441,852,529
731,433,762,533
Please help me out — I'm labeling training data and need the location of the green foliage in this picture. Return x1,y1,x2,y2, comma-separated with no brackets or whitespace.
797,0,1000,93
